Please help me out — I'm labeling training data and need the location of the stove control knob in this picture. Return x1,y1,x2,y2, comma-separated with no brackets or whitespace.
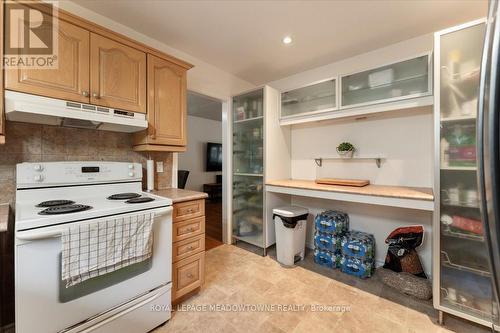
34,164,44,172
128,172,135,177
34,174,44,182
128,164,134,169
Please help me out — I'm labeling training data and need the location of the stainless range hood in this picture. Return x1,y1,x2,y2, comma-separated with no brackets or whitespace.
5,91,148,133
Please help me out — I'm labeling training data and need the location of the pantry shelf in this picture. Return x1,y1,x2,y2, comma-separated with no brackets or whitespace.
441,288,496,322
440,166,477,171
441,251,491,277
233,173,263,177
441,227,484,242
234,116,263,124
441,115,477,123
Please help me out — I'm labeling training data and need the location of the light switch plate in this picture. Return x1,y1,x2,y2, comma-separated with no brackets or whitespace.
156,161,164,173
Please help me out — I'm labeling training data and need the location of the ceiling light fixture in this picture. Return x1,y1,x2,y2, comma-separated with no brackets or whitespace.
282,36,293,45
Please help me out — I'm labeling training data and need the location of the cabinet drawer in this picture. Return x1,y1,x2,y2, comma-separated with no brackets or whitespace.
173,234,205,263
172,252,205,300
173,200,205,222
172,217,205,242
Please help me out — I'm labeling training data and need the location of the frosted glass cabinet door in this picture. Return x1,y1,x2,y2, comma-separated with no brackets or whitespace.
232,175,264,247
341,55,430,108
233,89,263,121
281,79,336,118
232,87,265,248
436,22,497,324
439,24,484,120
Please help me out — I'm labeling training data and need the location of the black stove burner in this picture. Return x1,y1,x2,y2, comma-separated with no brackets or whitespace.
36,200,75,207
38,204,92,215
107,193,141,200
125,197,155,204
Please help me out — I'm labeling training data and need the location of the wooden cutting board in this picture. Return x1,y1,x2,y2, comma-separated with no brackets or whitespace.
315,178,370,187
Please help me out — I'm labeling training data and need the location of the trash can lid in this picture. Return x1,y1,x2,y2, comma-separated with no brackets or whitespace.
272,206,308,218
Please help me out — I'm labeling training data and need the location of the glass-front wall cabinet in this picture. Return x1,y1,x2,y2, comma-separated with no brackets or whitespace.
341,54,431,108
436,22,496,326
281,79,336,119
232,88,264,248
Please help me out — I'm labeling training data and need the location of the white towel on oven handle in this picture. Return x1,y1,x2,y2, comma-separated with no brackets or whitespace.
61,212,155,288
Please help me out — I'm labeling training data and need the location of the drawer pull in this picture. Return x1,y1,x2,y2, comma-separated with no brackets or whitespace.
186,273,193,278
187,227,196,232
187,246,194,250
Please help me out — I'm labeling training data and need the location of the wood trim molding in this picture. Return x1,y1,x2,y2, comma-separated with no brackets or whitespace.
19,0,194,70
133,144,187,152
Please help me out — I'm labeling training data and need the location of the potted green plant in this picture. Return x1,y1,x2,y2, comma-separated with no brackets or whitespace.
336,142,355,158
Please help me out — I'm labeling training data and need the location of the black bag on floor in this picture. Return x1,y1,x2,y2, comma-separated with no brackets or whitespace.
383,225,426,279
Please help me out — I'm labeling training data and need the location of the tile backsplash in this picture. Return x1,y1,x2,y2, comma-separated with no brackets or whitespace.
0,121,173,206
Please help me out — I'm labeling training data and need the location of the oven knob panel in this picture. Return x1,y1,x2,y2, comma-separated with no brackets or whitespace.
33,164,44,171
34,174,44,182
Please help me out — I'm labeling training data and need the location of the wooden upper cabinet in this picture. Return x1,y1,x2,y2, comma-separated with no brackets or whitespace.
134,54,187,147
5,19,90,103
90,33,146,113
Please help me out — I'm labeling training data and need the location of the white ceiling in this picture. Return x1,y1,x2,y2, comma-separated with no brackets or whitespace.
187,91,222,121
73,0,488,85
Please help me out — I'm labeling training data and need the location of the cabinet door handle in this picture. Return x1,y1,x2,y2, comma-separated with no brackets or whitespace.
92,93,100,99
186,273,193,278
82,91,89,97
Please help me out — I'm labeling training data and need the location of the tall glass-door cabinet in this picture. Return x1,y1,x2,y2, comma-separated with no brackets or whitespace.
232,88,265,250
434,19,497,328
231,86,288,255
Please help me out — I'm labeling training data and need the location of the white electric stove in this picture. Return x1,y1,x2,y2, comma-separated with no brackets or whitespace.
14,161,173,333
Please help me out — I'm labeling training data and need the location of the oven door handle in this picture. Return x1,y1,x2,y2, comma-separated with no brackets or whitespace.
17,229,62,241
17,206,172,241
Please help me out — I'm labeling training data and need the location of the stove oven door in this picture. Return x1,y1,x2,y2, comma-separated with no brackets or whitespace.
15,206,172,333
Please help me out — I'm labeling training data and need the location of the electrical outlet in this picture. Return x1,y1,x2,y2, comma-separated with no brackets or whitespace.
156,161,164,173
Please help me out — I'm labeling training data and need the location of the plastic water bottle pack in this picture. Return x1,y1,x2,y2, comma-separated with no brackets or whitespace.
314,210,349,235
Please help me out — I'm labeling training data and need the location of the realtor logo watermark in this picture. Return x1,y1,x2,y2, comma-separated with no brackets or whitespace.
4,1,59,69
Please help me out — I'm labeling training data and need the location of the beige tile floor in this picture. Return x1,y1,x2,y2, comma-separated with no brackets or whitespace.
155,245,485,333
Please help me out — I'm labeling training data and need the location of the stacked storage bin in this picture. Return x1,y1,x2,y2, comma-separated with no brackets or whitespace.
340,231,375,278
313,210,349,269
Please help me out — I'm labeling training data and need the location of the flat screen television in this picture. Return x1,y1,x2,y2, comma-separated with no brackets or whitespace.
206,142,222,171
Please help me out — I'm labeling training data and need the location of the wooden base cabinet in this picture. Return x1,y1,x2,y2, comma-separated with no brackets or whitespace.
172,199,205,303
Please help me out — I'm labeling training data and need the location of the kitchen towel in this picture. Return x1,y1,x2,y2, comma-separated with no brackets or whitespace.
61,212,155,287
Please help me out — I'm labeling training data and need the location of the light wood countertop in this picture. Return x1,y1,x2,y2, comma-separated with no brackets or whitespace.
152,188,208,204
266,179,434,201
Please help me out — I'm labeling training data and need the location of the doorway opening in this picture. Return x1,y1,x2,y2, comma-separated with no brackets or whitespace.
180,91,224,250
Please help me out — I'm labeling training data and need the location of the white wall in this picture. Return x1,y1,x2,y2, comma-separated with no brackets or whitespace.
60,1,256,101
178,116,222,192
266,34,435,275
290,108,433,187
